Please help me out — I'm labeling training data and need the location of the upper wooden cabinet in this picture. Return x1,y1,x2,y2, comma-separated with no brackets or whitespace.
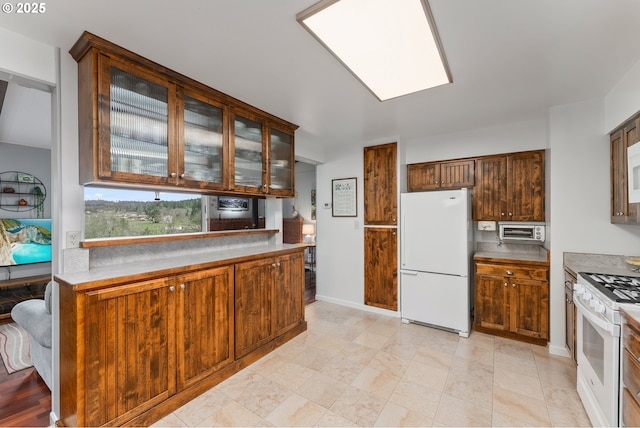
474,150,544,222
611,118,639,224
364,142,397,225
407,159,475,191
70,31,297,197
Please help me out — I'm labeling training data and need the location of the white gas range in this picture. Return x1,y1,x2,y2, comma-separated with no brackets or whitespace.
574,271,640,427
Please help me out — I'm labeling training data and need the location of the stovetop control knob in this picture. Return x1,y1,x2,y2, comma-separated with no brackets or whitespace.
583,291,592,300
589,298,598,309
594,302,606,314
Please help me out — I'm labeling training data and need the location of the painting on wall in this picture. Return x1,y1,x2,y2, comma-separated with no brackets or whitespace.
218,197,249,211
311,189,316,220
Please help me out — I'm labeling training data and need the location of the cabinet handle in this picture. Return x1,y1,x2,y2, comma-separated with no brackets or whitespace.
179,173,185,179
504,282,508,287
512,283,516,287
272,263,276,267
277,262,281,267
506,270,514,275
180,283,185,289
170,172,177,178
509,212,513,216
435,181,439,184
501,212,505,216
169,285,175,291
636,354,640,362
392,231,396,236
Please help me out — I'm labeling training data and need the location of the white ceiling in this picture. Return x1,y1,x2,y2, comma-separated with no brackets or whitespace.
1,0,640,153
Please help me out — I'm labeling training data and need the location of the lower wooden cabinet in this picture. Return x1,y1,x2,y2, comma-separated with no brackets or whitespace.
564,270,577,363
474,258,549,345
364,227,397,311
58,249,305,427
234,252,304,358
622,309,640,427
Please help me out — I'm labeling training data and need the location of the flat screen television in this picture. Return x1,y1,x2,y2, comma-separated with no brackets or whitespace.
0,218,52,267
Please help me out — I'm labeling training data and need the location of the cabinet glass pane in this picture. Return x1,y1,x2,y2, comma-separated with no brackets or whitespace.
183,96,223,183
234,116,263,188
110,67,169,177
270,129,292,191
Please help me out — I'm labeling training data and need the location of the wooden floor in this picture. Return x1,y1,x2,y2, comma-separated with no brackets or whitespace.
0,271,315,427
0,360,51,427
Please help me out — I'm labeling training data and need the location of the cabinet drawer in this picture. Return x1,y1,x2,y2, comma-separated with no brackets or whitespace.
623,387,640,427
475,263,547,280
625,322,640,359
624,349,640,407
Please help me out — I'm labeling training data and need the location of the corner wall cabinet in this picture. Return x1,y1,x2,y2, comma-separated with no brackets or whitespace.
610,117,640,224
57,247,305,427
474,257,549,345
70,31,297,197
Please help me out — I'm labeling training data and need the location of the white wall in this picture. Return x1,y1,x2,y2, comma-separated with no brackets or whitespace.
606,59,640,133
0,27,55,86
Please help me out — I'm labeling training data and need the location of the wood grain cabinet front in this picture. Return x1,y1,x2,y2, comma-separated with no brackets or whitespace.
71,31,297,197
621,310,640,427
474,259,549,345
407,159,475,191
474,150,544,222
610,118,640,224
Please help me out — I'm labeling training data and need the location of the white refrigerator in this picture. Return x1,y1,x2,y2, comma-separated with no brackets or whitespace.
400,189,473,337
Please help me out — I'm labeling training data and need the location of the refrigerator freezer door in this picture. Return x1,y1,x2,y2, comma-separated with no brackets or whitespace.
400,190,471,276
401,270,471,336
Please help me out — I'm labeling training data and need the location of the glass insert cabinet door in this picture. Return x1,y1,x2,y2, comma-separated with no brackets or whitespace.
233,113,264,191
269,128,293,195
102,59,175,185
179,90,226,188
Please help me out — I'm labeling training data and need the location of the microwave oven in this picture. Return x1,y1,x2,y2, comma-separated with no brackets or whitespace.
628,142,640,203
498,222,545,242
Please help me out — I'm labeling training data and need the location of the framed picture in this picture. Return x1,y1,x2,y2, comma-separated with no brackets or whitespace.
332,177,357,217
218,197,249,211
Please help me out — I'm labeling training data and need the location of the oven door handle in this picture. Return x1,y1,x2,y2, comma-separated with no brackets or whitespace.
574,296,621,337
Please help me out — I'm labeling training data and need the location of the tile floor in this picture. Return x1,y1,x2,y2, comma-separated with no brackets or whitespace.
152,301,591,427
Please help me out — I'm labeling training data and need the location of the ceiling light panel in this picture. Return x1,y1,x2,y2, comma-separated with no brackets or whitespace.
297,0,451,101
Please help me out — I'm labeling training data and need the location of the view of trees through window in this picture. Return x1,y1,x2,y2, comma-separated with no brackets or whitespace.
84,188,202,239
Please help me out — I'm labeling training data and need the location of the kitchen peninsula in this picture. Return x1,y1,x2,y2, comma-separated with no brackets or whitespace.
55,230,307,427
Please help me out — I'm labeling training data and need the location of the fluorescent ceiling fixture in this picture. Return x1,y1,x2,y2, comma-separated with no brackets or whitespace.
297,0,451,101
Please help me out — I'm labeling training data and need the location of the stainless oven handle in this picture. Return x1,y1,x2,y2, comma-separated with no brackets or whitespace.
574,296,620,337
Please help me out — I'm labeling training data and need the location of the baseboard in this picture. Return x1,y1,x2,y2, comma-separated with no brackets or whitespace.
314,294,400,318
548,343,571,358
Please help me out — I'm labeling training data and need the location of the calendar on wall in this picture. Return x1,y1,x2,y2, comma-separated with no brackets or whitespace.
331,177,357,217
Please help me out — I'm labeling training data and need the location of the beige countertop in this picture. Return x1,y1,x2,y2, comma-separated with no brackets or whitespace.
474,242,549,265
55,243,307,290
563,252,640,279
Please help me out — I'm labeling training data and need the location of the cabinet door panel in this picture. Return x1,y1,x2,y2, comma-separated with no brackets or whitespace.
612,129,627,222
269,125,295,196
474,275,508,331
624,119,639,222
234,258,274,358
98,55,177,186
176,266,234,389
510,278,549,339
508,151,544,221
474,156,507,221
440,160,475,189
364,143,397,225
364,228,397,310
231,110,265,194
84,278,174,426
407,162,439,191
274,253,305,336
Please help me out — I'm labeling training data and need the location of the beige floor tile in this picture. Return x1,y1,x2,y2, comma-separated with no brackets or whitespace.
494,347,539,377
320,354,366,384
173,388,231,426
329,385,387,426
421,330,460,355
351,365,401,399
248,351,289,376
389,379,442,419
310,331,352,351
492,384,551,426
455,339,495,366
541,383,585,412
547,403,592,427
413,345,455,371
366,316,401,337
444,367,493,409
382,338,420,360
403,359,449,391
264,393,327,427
291,345,334,371
494,366,545,401
492,410,536,427
338,341,380,366
150,412,187,427
536,358,578,390
314,410,360,427
268,361,317,390
354,330,391,349
296,371,349,408
233,377,292,418
434,393,493,427
368,350,411,378
374,401,433,427
216,370,264,400
195,400,262,427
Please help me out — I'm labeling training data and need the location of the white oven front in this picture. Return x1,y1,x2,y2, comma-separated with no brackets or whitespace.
575,296,621,427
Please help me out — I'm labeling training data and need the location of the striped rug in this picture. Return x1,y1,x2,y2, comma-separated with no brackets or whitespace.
0,323,32,373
